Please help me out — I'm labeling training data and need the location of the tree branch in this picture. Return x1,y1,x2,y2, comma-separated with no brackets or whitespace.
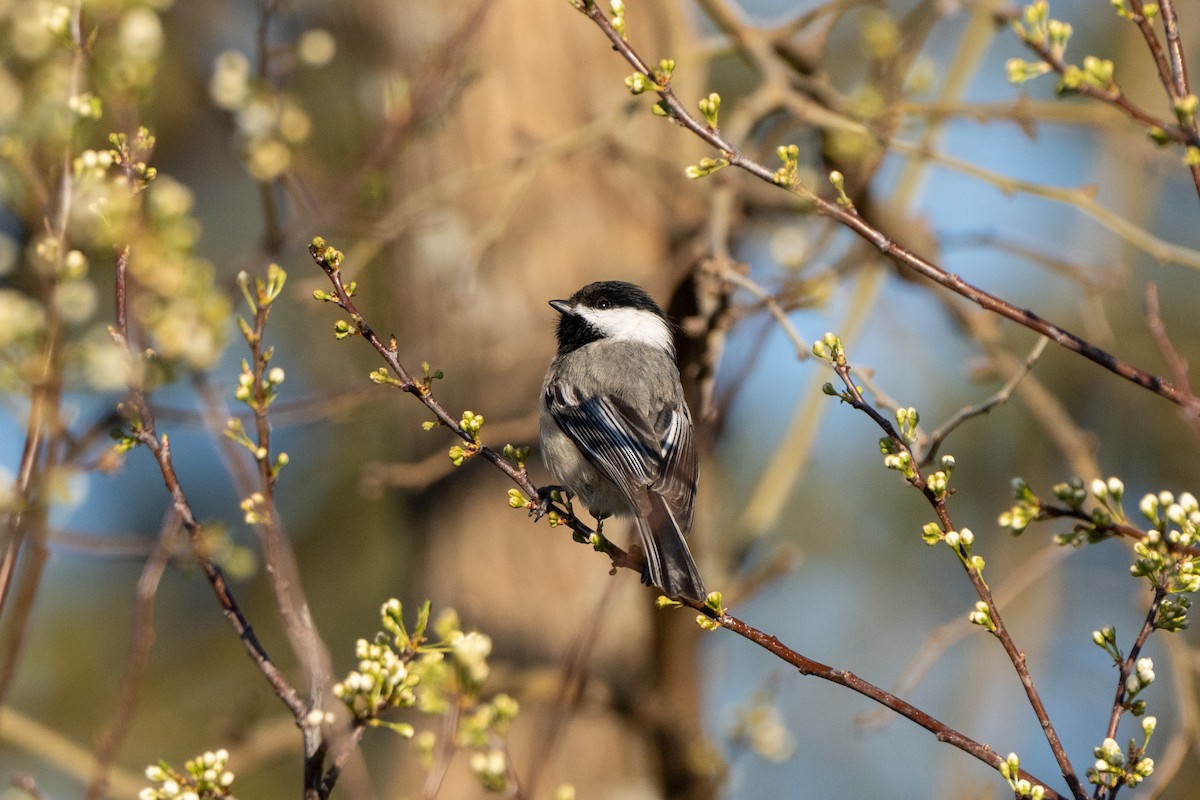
575,0,1198,415
111,246,307,722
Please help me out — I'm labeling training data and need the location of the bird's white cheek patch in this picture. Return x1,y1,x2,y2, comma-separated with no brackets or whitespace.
579,307,673,352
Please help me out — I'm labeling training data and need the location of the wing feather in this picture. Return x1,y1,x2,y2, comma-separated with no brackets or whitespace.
546,380,696,534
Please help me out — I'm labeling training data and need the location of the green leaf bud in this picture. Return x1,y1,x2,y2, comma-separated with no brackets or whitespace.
698,92,720,128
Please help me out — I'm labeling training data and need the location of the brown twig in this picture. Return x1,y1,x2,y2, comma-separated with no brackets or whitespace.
111,246,306,722
713,609,1065,799
1016,32,1196,147
919,335,1049,466
229,269,340,795
576,1,1198,416
1018,0,1200,201
1146,0,1200,198
858,542,1074,732
420,699,461,800
1144,282,1200,437
1037,504,1200,558
525,578,619,798
1104,588,1164,743
316,724,366,800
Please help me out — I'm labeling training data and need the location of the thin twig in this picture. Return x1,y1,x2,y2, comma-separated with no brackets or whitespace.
858,542,1074,731
0,0,82,703
720,267,812,362
316,724,366,800
1,707,144,796
1145,282,1200,437
421,701,461,800
1024,0,1200,201
238,275,335,792
1152,0,1200,198
112,246,306,722
920,335,1049,465
1104,588,1165,743
525,579,618,798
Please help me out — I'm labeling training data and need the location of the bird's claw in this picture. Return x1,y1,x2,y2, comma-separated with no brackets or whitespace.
531,485,563,520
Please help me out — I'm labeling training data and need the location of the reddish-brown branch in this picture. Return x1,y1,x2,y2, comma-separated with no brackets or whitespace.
1104,588,1164,743
714,610,1066,800
578,2,1198,416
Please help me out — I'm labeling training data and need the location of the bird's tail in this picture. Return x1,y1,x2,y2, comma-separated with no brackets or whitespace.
637,494,707,602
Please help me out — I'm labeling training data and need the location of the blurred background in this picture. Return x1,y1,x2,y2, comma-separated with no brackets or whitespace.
2,0,1200,797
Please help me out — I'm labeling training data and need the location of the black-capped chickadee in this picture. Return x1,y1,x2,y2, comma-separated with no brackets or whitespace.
540,280,707,602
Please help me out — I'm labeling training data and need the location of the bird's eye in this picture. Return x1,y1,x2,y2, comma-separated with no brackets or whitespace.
597,299,610,309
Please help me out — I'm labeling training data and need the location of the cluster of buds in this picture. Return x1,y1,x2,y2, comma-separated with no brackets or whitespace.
922,524,987,584
773,144,801,187
880,441,916,481
609,0,626,38
1091,477,1126,517
894,407,919,444
1131,489,1200,628
333,636,418,720
684,156,729,179
698,92,720,128
1087,728,1155,790
233,361,284,408
1060,55,1115,91
968,600,996,632
139,750,235,800
998,752,1045,799
811,332,845,366
470,749,509,792
1124,657,1155,701
926,456,956,501
333,599,426,721
448,629,494,689
73,147,116,180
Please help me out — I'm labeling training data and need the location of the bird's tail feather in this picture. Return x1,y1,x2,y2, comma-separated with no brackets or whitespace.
638,494,707,602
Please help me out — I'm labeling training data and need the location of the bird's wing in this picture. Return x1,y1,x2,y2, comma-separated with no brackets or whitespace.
546,382,697,532
653,403,697,534
545,381,661,509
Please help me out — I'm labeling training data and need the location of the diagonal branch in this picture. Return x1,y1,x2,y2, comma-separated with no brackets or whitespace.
111,246,306,722
575,1,1198,416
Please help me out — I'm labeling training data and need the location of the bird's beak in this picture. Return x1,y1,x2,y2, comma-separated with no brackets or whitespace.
549,299,573,315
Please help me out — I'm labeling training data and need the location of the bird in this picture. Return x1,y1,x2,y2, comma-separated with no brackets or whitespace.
539,280,707,602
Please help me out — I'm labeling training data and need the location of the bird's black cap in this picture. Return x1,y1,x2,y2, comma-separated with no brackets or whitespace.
550,281,667,354
562,281,665,314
